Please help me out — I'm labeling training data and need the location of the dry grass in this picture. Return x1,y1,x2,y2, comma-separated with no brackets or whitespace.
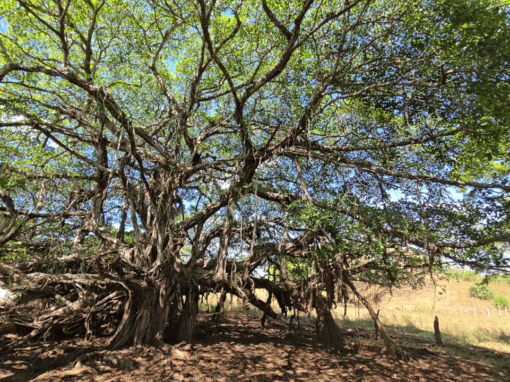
357,272,510,353
201,271,510,355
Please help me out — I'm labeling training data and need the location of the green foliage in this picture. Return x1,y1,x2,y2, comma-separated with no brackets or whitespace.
1,241,30,261
0,174,26,190
469,284,493,300
448,269,482,282
0,0,509,311
493,296,508,308
492,274,510,284
461,271,481,282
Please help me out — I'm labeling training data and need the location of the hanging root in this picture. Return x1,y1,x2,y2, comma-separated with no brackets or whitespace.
343,275,408,360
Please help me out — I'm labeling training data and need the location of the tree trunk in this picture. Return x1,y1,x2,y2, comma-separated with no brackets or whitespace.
261,288,273,327
206,291,211,312
212,287,227,325
344,275,407,359
289,311,295,330
177,285,199,343
228,293,233,312
315,295,344,348
109,282,175,349
434,316,443,347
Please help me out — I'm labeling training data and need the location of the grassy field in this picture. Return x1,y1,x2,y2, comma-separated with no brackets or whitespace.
201,270,510,355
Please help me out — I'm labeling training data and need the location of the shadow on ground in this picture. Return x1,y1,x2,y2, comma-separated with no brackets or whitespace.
1,312,510,381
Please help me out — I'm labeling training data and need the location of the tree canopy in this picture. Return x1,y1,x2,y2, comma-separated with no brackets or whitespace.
1,0,509,355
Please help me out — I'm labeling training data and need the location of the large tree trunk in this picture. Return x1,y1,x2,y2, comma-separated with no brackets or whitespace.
109,281,176,349
177,285,199,343
315,295,345,348
343,275,407,359
315,259,344,348
132,288,171,347
108,255,179,349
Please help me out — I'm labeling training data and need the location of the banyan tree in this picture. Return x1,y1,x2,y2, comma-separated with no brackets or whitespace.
1,0,509,358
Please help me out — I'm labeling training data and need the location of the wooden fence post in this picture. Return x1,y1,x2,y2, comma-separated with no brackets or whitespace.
434,316,444,347
374,309,380,341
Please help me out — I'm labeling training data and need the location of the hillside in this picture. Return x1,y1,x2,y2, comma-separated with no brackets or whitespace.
228,270,510,356
345,271,510,354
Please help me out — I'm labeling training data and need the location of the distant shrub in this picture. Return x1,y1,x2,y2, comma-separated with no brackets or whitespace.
449,269,482,282
493,274,510,285
469,284,493,300
458,270,482,282
493,296,508,308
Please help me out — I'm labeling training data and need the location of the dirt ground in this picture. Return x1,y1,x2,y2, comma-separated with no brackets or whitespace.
1,312,510,382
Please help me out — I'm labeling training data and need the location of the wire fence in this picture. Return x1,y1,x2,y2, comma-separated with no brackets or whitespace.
377,303,510,320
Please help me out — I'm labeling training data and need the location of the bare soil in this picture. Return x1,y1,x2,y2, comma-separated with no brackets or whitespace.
1,312,509,382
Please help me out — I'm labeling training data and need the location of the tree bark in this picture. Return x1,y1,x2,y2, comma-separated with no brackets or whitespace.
108,283,175,349
228,293,233,312
261,288,273,327
315,295,345,348
212,287,227,325
177,285,199,343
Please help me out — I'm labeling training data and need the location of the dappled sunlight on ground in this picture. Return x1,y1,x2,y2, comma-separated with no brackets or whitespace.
1,311,510,381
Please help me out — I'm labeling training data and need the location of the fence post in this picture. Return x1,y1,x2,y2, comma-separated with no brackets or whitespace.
434,316,444,347
374,309,380,341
